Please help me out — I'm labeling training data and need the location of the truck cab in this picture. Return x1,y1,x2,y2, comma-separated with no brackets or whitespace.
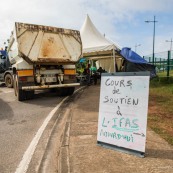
0,49,13,88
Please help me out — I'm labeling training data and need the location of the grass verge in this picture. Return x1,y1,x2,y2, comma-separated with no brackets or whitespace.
148,78,173,145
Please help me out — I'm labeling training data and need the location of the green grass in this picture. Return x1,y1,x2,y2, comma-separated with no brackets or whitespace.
148,78,173,145
157,71,173,76
151,127,173,145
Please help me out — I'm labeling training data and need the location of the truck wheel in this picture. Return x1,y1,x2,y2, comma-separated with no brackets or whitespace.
5,74,13,88
13,75,18,96
14,75,26,101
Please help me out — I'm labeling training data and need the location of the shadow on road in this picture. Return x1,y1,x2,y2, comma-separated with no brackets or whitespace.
0,83,6,88
0,98,14,121
23,89,64,107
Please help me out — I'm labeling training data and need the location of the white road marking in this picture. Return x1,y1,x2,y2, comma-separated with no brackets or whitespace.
15,87,84,173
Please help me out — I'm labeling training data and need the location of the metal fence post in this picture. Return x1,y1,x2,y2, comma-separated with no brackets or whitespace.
167,51,170,77
160,58,161,69
155,58,157,66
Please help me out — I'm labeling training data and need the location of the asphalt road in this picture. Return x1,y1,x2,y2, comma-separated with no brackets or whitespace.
0,84,66,173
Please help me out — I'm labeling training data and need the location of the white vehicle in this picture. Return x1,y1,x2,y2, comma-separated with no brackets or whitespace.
8,22,82,101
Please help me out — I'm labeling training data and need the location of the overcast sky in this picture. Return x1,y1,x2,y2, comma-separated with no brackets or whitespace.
1,0,173,56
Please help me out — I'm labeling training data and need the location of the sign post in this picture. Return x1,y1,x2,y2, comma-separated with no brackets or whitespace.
97,72,150,157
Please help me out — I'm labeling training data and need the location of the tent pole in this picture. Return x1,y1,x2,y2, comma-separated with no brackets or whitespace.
113,48,116,72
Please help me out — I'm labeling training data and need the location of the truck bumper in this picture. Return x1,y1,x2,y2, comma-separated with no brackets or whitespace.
22,83,80,90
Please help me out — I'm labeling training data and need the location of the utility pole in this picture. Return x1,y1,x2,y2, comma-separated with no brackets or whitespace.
166,39,173,73
166,38,173,51
145,16,158,65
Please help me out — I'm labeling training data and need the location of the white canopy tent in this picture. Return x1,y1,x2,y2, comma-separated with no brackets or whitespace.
80,15,122,72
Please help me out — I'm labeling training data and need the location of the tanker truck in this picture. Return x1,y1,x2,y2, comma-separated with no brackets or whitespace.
7,22,82,101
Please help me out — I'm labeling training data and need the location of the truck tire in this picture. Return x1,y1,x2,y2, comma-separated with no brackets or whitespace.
13,75,18,96
5,74,13,88
14,75,26,101
14,75,34,101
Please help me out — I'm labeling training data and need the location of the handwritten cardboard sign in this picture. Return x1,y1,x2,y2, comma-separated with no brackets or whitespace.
97,72,150,154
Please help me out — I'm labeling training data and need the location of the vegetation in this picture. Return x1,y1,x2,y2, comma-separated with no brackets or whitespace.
148,75,173,145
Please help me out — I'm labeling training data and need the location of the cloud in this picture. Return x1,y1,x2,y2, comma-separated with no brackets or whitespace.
0,0,173,56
